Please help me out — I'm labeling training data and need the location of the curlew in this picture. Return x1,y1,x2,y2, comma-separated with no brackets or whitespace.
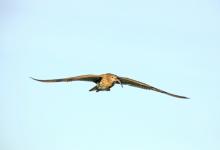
31,73,189,99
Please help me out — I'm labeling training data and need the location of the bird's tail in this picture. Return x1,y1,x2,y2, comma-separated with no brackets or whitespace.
89,86,98,92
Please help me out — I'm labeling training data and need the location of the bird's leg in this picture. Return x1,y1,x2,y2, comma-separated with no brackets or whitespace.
89,85,98,92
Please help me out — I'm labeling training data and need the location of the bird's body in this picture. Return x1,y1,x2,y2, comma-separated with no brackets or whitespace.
31,73,189,99
96,74,117,91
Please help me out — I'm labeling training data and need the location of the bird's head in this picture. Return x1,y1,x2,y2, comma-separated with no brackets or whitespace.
109,74,123,88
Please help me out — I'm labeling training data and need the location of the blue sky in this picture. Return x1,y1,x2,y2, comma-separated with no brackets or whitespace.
1,0,220,150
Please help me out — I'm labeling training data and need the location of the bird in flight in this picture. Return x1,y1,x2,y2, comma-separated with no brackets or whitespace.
31,73,189,99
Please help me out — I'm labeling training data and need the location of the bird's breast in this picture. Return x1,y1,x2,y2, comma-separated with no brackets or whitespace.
99,79,114,89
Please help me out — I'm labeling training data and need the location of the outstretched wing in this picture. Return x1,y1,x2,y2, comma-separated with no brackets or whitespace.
118,77,189,99
31,74,102,83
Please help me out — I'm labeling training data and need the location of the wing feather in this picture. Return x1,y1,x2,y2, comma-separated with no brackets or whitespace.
31,74,101,83
119,77,189,99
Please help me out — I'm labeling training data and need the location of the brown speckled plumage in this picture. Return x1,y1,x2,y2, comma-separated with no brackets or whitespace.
31,73,189,99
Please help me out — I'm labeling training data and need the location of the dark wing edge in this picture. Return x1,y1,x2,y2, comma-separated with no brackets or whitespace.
118,77,189,99
30,74,102,83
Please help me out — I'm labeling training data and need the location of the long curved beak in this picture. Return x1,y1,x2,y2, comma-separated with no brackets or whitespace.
116,79,123,88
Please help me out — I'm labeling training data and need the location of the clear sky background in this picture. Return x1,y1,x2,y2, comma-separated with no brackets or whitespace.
1,0,220,150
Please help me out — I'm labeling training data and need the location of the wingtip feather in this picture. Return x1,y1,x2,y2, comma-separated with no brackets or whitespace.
30,77,45,82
